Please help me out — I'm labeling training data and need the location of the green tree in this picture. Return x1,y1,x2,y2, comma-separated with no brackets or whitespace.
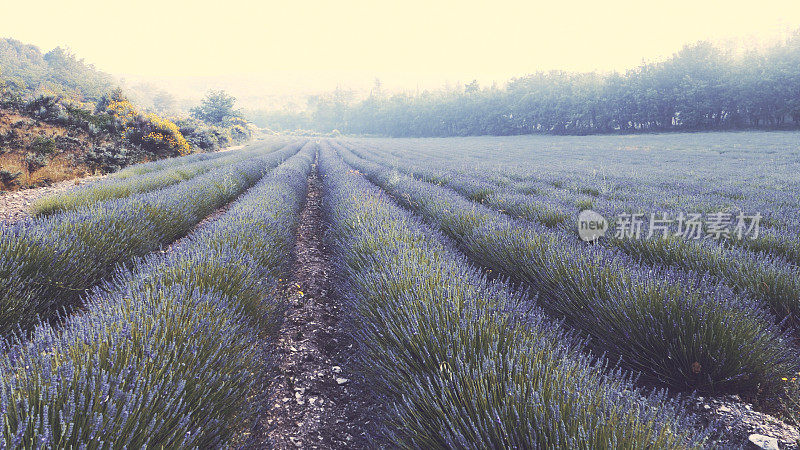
191,90,238,125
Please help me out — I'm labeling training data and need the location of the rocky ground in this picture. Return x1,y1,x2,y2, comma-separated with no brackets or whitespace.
241,164,378,449
690,394,799,449
0,175,105,224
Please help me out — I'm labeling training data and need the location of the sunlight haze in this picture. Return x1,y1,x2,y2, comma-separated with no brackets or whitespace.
3,0,800,93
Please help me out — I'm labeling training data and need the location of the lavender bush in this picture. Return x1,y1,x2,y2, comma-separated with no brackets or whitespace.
0,141,303,336
335,142,796,394
319,143,708,447
0,143,314,447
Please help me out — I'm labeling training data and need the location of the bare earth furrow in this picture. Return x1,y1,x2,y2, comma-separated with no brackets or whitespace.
246,160,373,449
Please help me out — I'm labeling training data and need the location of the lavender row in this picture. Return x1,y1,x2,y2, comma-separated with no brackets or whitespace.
0,141,303,337
348,143,800,328
341,134,800,234
335,142,796,394
346,139,800,256
108,136,285,179
319,143,707,447
0,143,315,447
31,139,288,216
106,146,227,178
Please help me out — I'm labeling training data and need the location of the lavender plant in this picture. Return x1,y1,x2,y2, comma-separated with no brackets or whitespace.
31,139,288,216
0,141,304,337
0,143,315,447
319,144,707,447
335,142,796,394
111,146,229,179
344,136,800,263
344,141,800,327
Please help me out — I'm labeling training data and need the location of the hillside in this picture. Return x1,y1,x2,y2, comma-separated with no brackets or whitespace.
0,38,112,99
0,38,252,191
0,104,114,188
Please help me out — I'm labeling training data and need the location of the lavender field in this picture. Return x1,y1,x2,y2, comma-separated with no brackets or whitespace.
327,132,800,447
1,132,800,447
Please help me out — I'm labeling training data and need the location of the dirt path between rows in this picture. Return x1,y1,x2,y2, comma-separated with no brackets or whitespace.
243,161,374,449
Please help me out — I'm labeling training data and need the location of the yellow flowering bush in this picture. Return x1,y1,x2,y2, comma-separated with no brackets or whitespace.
106,99,193,157
140,113,192,156
107,99,137,122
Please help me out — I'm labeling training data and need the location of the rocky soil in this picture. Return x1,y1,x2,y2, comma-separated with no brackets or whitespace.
242,163,377,449
0,175,104,224
690,394,799,449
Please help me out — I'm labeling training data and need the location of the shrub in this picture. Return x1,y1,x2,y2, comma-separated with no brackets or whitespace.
23,152,47,173
177,118,236,151
82,144,131,173
0,130,17,149
0,169,22,187
23,95,65,122
30,136,56,155
122,113,192,158
106,97,193,158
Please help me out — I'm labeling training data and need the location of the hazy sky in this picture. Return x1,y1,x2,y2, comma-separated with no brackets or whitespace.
3,0,800,94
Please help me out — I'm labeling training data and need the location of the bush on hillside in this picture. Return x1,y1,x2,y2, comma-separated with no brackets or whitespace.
105,95,192,158
176,117,250,152
30,136,56,155
83,144,132,172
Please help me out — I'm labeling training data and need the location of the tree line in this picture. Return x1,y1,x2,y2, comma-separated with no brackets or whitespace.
255,32,800,136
